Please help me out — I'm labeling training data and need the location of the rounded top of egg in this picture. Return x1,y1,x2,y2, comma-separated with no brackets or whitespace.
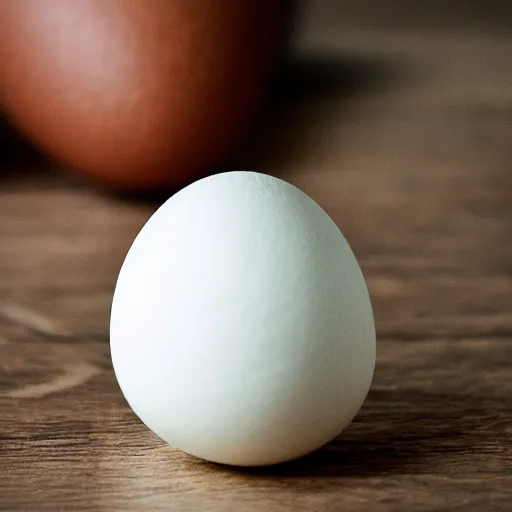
110,171,375,466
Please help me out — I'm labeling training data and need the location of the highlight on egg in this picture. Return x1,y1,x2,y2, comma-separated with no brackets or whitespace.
110,171,376,466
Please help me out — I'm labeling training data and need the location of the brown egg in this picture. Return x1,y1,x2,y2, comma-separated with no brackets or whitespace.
0,0,286,192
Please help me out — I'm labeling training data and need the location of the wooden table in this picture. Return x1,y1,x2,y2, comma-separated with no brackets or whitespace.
1,7,511,511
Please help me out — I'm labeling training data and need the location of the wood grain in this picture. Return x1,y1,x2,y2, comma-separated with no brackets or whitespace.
1,7,511,512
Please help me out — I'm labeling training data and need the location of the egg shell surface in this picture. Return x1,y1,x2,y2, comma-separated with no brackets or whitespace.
110,171,375,466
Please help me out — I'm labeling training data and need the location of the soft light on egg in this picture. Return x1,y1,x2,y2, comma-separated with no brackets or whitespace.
110,171,375,466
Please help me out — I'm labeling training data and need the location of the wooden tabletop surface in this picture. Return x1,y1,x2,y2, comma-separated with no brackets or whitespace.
1,4,511,511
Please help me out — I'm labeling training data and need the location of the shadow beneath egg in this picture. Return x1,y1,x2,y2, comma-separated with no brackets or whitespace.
270,52,404,103
0,114,82,191
206,387,479,478
0,116,42,174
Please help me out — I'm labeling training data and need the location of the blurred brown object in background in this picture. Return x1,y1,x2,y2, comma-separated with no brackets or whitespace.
0,0,288,193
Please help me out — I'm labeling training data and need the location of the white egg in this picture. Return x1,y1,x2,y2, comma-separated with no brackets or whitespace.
110,171,375,467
